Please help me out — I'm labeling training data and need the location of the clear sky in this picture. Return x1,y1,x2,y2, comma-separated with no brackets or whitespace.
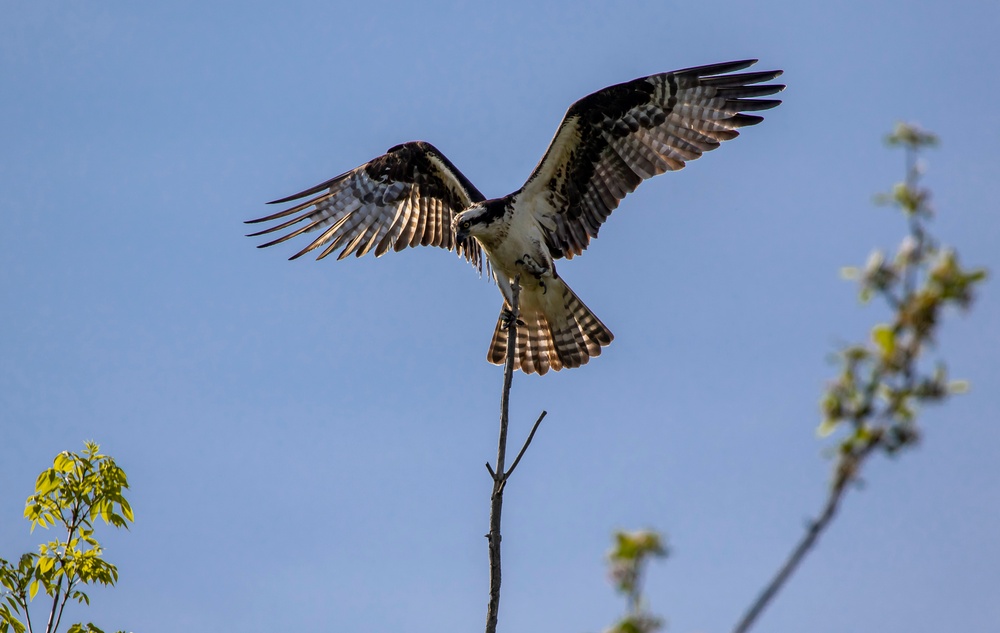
2,1,999,632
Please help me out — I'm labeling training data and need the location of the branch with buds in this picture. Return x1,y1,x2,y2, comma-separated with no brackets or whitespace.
733,123,986,633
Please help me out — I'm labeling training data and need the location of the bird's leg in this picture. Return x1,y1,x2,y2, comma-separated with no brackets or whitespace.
514,254,549,294
500,308,525,331
515,254,548,277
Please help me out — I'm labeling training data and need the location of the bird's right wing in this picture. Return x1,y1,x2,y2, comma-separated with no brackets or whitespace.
519,60,784,259
247,141,486,272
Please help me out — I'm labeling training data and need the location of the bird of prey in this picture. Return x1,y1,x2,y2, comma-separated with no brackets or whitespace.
247,60,783,375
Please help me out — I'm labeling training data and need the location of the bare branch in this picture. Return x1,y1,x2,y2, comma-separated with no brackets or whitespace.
731,439,879,633
731,481,845,633
485,275,520,633
45,511,79,633
23,593,35,633
505,410,547,479
51,585,73,633
483,276,552,633
44,575,62,633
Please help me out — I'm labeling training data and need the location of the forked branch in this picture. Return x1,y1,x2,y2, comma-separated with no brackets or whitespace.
484,275,547,633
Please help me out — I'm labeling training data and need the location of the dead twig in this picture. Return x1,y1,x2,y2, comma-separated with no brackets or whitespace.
484,275,547,633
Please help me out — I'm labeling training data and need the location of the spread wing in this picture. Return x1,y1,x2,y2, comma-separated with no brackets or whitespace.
519,59,784,259
247,140,486,271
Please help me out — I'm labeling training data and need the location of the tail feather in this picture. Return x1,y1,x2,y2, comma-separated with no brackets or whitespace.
487,278,613,375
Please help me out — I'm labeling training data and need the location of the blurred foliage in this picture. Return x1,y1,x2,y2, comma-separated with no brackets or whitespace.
823,123,986,487
602,124,986,633
0,442,132,633
601,530,667,633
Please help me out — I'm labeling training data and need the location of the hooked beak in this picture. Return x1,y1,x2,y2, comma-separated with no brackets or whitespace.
455,225,469,243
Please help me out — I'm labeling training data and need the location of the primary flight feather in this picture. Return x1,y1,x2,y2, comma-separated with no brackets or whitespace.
247,59,784,374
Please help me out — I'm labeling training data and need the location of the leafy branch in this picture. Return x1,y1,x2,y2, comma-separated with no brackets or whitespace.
731,123,986,633
0,442,134,633
585,124,985,633
602,531,668,633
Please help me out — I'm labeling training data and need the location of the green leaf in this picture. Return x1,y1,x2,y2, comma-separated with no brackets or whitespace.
966,268,988,283
0,603,28,633
53,453,74,473
37,556,55,575
120,499,134,523
34,470,60,496
27,580,37,602
871,324,896,357
610,530,668,561
885,122,939,148
949,380,970,394
817,418,839,437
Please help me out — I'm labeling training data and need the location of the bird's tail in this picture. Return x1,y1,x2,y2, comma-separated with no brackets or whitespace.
487,277,613,375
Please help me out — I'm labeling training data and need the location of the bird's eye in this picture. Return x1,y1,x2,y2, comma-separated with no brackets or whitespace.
462,220,471,229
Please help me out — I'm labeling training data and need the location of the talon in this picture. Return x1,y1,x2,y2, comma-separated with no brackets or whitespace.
517,253,548,278
500,308,525,330
500,308,517,330
539,280,547,294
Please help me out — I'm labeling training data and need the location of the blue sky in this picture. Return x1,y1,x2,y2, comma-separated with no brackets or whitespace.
2,1,999,632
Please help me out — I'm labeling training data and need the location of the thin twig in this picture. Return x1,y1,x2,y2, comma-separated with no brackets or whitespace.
731,486,844,633
22,590,34,633
44,567,63,633
485,276,520,633
51,584,73,633
44,517,75,633
505,411,547,480
484,275,549,633
731,442,878,633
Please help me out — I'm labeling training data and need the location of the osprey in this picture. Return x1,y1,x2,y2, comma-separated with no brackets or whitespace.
248,60,783,375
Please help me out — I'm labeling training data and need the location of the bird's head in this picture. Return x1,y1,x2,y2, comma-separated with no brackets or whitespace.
454,199,508,243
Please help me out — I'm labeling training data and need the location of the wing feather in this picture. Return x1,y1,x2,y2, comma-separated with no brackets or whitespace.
411,194,430,248
292,214,351,260
519,60,784,259
373,198,410,257
247,141,486,272
393,188,421,252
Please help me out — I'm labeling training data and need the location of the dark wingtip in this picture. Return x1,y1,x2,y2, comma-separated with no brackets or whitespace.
245,208,291,224
266,187,326,205
265,170,352,205
266,193,305,205
731,113,766,127
680,59,758,76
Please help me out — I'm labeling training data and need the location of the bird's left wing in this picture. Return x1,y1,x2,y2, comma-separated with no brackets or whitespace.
518,60,784,259
247,141,486,271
